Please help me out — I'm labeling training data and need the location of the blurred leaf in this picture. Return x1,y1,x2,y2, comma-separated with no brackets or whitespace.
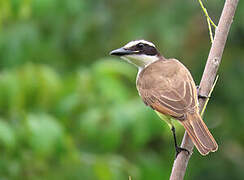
27,113,64,155
0,119,16,148
79,108,102,140
93,58,136,80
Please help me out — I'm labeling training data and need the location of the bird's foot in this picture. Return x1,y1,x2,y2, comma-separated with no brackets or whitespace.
175,146,190,159
196,85,210,99
171,126,190,159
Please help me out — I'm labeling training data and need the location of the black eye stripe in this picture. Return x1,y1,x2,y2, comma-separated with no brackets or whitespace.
128,43,158,56
137,43,144,48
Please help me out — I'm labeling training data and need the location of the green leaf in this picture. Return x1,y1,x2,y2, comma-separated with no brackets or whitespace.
27,113,64,155
0,119,16,148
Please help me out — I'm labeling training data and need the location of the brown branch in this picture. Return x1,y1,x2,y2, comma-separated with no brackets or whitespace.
169,0,239,179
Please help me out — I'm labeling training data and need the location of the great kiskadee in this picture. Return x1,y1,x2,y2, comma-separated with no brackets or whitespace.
110,40,218,156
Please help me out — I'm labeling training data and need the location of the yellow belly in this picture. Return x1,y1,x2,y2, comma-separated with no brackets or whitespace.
155,111,173,128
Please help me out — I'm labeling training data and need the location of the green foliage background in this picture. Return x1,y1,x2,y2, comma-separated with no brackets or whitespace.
0,0,243,179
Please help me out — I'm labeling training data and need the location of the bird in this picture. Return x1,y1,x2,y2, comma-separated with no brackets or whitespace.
110,40,218,156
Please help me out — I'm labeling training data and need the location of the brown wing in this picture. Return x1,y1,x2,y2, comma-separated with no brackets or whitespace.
137,59,198,120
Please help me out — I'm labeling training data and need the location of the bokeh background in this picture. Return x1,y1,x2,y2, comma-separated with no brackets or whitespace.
0,0,243,179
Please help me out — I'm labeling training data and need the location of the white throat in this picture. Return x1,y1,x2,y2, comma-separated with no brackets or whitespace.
121,54,159,69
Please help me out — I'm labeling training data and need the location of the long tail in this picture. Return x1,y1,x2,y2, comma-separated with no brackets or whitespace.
180,112,218,155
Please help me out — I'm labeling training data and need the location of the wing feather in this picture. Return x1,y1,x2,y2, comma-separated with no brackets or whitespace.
137,59,197,119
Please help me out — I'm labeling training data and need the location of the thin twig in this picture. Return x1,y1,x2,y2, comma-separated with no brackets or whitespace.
198,0,217,28
200,75,218,117
170,0,239,179
207,18,214,43
198,0,216,43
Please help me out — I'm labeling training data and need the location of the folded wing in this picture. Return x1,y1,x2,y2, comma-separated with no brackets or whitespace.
137,59,197,119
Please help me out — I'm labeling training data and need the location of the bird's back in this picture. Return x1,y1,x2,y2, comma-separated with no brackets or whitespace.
136,58,198,119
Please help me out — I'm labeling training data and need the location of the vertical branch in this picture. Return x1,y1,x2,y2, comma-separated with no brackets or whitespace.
169,0,239,180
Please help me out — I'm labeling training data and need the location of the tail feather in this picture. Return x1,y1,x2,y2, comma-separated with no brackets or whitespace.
181,113,218,155
181,120,210,155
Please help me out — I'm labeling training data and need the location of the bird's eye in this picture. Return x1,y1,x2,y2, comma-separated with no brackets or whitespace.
137,43,144,49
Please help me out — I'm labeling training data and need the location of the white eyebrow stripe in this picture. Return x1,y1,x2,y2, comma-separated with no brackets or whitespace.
123,40,155,48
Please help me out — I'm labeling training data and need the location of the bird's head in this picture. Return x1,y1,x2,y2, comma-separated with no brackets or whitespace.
110,40,161,68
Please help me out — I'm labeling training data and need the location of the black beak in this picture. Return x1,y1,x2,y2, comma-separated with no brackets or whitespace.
110,48,134,56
